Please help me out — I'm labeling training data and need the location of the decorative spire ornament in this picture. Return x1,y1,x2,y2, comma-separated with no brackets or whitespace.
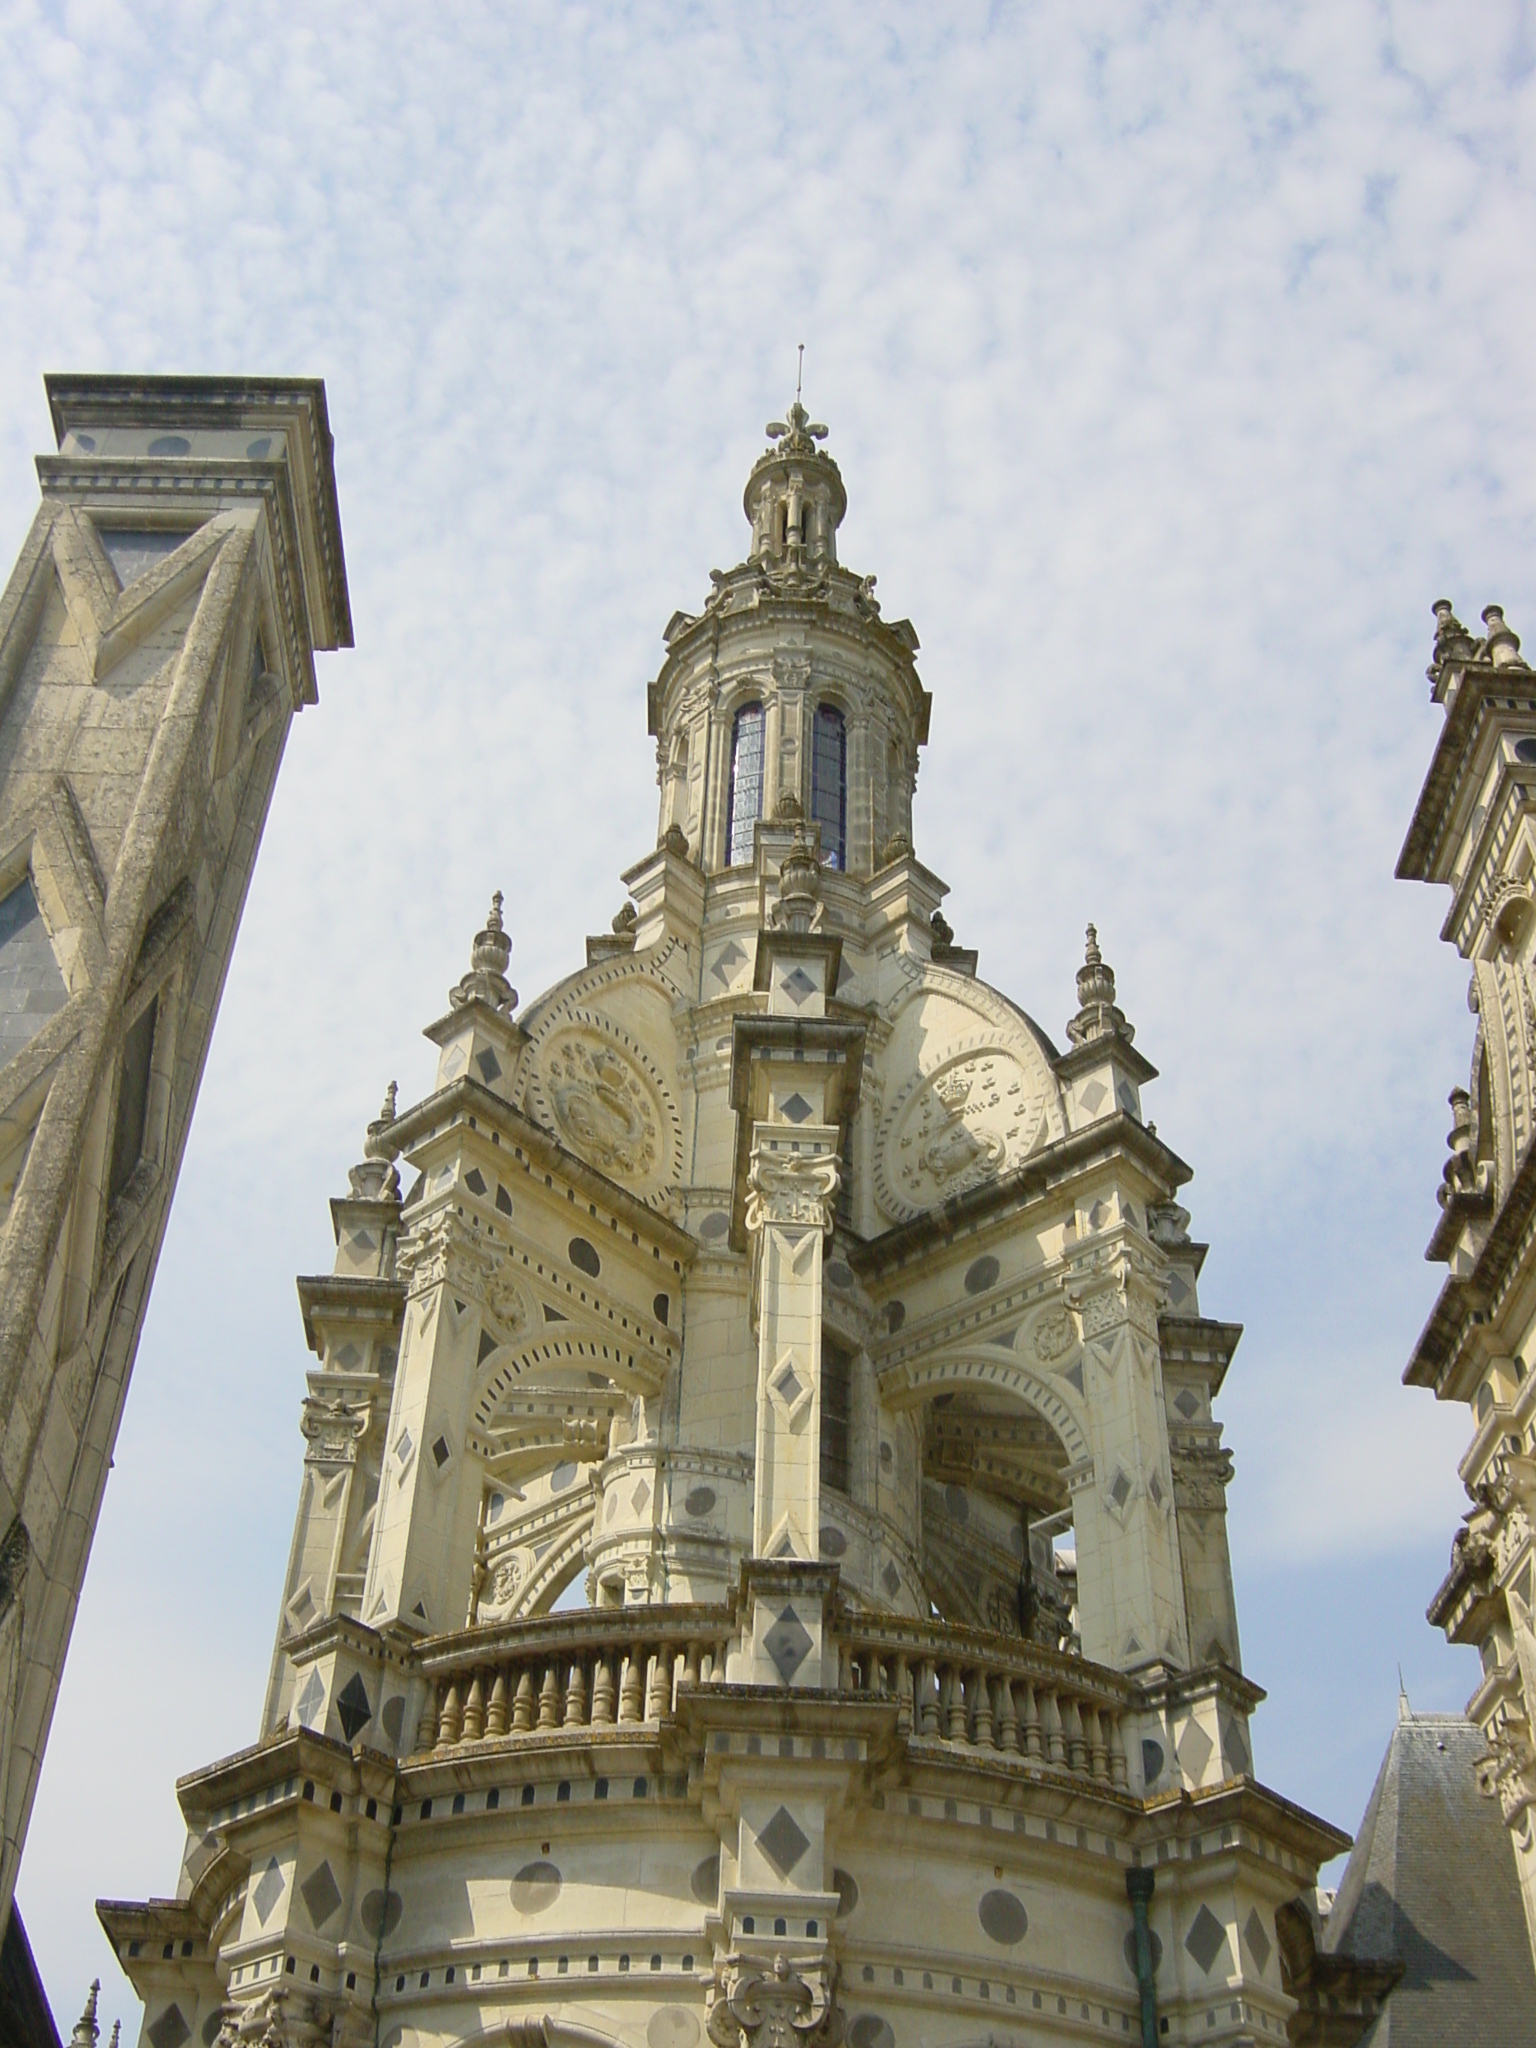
1066,923,1133,1047
69,1982,100,2048
449,890,517,1015
347,1080,402,1201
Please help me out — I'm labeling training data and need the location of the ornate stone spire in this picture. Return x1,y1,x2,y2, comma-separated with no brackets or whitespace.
449,890,517,1014
1483,604,1527,669
69,1982,100,2048
745,363,847,572
348,1080,402,1201
1066,924,1133,1047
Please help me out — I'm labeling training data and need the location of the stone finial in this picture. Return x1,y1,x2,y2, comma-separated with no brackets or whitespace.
70,1982,100,2048
771,823,823,933
930,909,954,948
611,900,638,936
659,823,690,859
449,890,517,1015
107,2024,120,2048
349,1081,402,1201
1484,604,1526,669
1066,924,1133,1047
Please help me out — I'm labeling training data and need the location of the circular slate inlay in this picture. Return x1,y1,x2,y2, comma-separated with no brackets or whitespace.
1123,1928,1164,1976
511,1860,562,1913
849,2019,893,2048
359,1888,403,1937
978,1888,1029,1945
568,1236,601,1277
685,1486,717,1517
699,1210,730,1240
648,2013,700,2048
819,1524,848,1558
1518,737,1536,765
690,1852,720,1905
826,1261,855,1291
885,1301,906,1334
964,1253,1001,1296
549,1461,578,1493
942,1483,970,1524
148,434,191,457
833,1867,859,1917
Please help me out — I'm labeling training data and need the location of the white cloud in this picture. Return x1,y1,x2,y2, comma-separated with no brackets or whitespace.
4,0,1534,2016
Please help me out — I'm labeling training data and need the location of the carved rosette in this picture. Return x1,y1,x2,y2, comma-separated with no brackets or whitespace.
745,1141,841,1237
707,1955,844,2048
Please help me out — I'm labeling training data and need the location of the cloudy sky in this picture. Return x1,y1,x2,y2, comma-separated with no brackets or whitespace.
5,0,1534,2019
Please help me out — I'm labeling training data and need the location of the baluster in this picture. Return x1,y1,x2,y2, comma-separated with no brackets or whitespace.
414,1684,439,1754
997,1674,1019,1753
437,1683,463,1750
512,1668,535,1733
1041,1689,1067,1766
1062,1697,1088,1775
1086,1705,1109,1783
462,1674,486,1743
486,1671,509,1739
645,1646,669,1720
838,1643,855,1691
945,1665,967,1742
538,1664,561,1730
970,1668,993,1748
592,1653,616,1725
683,1641,701,1690
894,1655,912,1738
1021,1682,1044,1761
919,1659,940,1737
565,1657,588,1727
1108,1711,1130,1790
619,1647,645,1723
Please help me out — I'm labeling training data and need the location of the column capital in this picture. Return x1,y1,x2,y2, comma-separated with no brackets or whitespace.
745,1131,840,1237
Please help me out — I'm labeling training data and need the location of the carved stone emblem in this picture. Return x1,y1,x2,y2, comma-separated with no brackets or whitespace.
486,1270,530,1339
530,1007,682,1200
707,1956,843,2048
1031,1307,1076,1363
875,1039,1048,1221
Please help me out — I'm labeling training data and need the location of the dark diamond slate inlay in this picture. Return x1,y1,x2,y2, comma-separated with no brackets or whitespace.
764,1605,813,1684
148,2007,190,2048
781,1092,814,1124
757,1804,811,1877
294,1669,325,1728
1184,1903,1227,1975
302,1859,343,1928
0,877,68,1067
252,1855,285,1926
464,1167,487,1196
475,1046,502,1083
336,1672,372,1742
1244,1907,1271,1975
780,967,817,1006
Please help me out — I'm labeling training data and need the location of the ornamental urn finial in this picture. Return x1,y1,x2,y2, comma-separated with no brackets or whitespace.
450,890,517,1015
349,1080,402,1201
772,823,823,934
70,1982,100,2048
1067,923,1133,1047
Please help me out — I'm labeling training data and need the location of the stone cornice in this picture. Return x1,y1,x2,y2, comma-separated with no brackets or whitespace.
1158,1314,1243,1396
387,1074,697,1265
1397,660,1536,884
1405,1124,1536,1394
848,1112,1193,1280
294,1272,406,1353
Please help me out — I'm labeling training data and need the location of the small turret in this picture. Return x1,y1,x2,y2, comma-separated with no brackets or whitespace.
746,355,847,570
1066,925,1133,1048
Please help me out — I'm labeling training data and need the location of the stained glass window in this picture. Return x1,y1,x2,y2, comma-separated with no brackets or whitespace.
726,703,765,867
811,705,847,870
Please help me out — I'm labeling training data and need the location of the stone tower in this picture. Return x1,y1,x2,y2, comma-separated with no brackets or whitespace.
100,398,1355,2048
1398,598,1536,1972
0,377,350,1933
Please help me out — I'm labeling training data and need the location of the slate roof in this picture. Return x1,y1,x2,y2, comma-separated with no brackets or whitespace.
1325,1706,1536,2044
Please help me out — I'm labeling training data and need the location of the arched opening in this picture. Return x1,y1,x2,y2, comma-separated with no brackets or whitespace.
811,704,847,870
918,1382,1077,1651
726,702,765,866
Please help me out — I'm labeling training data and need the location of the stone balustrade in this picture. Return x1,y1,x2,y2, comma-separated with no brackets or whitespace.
830,1611,1133,1791
413,1605,735,1753
409,1602,1134,1797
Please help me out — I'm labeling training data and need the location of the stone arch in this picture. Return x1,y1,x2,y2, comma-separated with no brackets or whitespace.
471,1333,664,1434
882,1349,1090,1467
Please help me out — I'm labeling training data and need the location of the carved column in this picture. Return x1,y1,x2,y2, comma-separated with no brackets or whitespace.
746,1133,841,1561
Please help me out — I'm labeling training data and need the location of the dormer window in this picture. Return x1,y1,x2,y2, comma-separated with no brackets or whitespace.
811,705,847,870
726,703,765,867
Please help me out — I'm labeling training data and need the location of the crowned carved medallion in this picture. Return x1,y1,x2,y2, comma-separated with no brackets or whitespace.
527,1005,683,1202
874,1035,1050,1221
